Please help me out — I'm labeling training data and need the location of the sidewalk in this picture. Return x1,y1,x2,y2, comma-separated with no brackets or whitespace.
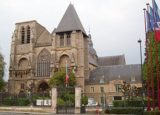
0,106,54,114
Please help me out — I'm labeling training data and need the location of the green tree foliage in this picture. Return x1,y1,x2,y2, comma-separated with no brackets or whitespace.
49,68,76,87
121,81,139,100
81,95,88,105
0,53,5,91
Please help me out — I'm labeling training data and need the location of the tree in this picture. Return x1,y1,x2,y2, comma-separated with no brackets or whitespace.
0,53,5,91
81,95,88,106
49,68,77,106
49,68,76,87
121,81,139,100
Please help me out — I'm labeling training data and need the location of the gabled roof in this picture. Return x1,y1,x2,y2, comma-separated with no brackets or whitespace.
98,55,126,66
55,4,86,35
86,64,141,85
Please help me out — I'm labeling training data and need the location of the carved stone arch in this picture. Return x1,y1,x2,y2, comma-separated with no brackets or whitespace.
59,54,71,68
18,58,29,69
38,48,51,61
36,48,51,77
37,80,49,92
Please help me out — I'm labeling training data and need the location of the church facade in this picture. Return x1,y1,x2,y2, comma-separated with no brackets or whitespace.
8,4,98,94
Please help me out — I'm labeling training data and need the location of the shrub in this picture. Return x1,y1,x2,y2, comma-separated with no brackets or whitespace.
2,97,30,106
144,111,160,115
2,97,15,106
15,98,30,106
105,107,143,114
81,95,88,106
113,100,143,107
57,98,65,106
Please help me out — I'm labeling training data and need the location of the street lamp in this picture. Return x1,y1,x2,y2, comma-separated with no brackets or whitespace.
138,39,144,114
138,39,144,93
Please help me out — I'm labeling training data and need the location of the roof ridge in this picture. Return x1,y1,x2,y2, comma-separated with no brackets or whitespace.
54,4,86,35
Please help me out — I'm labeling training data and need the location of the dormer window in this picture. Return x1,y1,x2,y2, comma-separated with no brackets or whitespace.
131,76,136,82
26,26,30,43
21,27,25,44
100,76,105,84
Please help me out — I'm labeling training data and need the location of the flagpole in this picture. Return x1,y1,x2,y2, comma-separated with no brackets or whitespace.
146,3,152,111
146,2,156,110
152,0,160,110
66,60,68,88
144,5,151,111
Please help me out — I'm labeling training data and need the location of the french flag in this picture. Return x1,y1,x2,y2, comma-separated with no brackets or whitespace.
153,0,160,41
65,61,69,84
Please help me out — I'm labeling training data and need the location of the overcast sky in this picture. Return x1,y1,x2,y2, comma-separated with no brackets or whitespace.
0,0,160,80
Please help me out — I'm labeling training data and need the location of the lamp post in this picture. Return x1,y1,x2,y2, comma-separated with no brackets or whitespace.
138,39,144,114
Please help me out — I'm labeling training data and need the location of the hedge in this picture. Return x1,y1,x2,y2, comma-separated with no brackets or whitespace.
2,97,30,106
113,100,158,107
105,107,143,114
113,100,143,107
144,111,160,115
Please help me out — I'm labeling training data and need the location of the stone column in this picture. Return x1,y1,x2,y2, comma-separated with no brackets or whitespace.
51,87,57,113
75,87,81,114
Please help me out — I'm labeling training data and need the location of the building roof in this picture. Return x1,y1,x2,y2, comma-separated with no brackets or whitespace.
98,55,126,66
54,4,86,35
86,64,141,85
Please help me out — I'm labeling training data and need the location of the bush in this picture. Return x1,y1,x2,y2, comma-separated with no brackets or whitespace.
105,107,143,114
15,98,30,106
113,100,143,107
81,95,88,106
144,111,160,115
2,97,15,106
2,97,30,106
57,98,65,106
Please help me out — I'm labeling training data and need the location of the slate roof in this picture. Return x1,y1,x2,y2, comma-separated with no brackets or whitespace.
55,4,86,35
98,55,126,66
86,64,141,85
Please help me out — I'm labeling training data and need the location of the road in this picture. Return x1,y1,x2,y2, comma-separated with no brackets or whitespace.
0,112,53,115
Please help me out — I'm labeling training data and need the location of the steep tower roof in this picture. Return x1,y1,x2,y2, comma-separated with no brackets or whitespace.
55,4,86,35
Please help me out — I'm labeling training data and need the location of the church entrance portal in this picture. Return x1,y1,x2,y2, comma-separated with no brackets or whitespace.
38,82,49,92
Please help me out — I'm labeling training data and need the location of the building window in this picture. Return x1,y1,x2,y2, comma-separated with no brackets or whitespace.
100,76,105,83
100,87,104,93
114,96,122,100
115,84,122,92
66,34,71,46
91,87,94,92
21,83,24,89
100,96,105,104
36,49,51,77
21,27,25,44
60,35,64,46
26,26,30,43
131,76,136,82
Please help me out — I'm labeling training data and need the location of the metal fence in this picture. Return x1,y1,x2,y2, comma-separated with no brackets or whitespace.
0,92,51,106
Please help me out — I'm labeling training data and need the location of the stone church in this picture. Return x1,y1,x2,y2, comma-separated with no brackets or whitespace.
8,3,141,105
9,4,98,94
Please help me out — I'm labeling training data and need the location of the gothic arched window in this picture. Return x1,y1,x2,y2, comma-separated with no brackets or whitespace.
59,55,71,68
21,27,25,44
18,58,29,78
36,49,50,77
18,58,29,69
26,26,30,43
